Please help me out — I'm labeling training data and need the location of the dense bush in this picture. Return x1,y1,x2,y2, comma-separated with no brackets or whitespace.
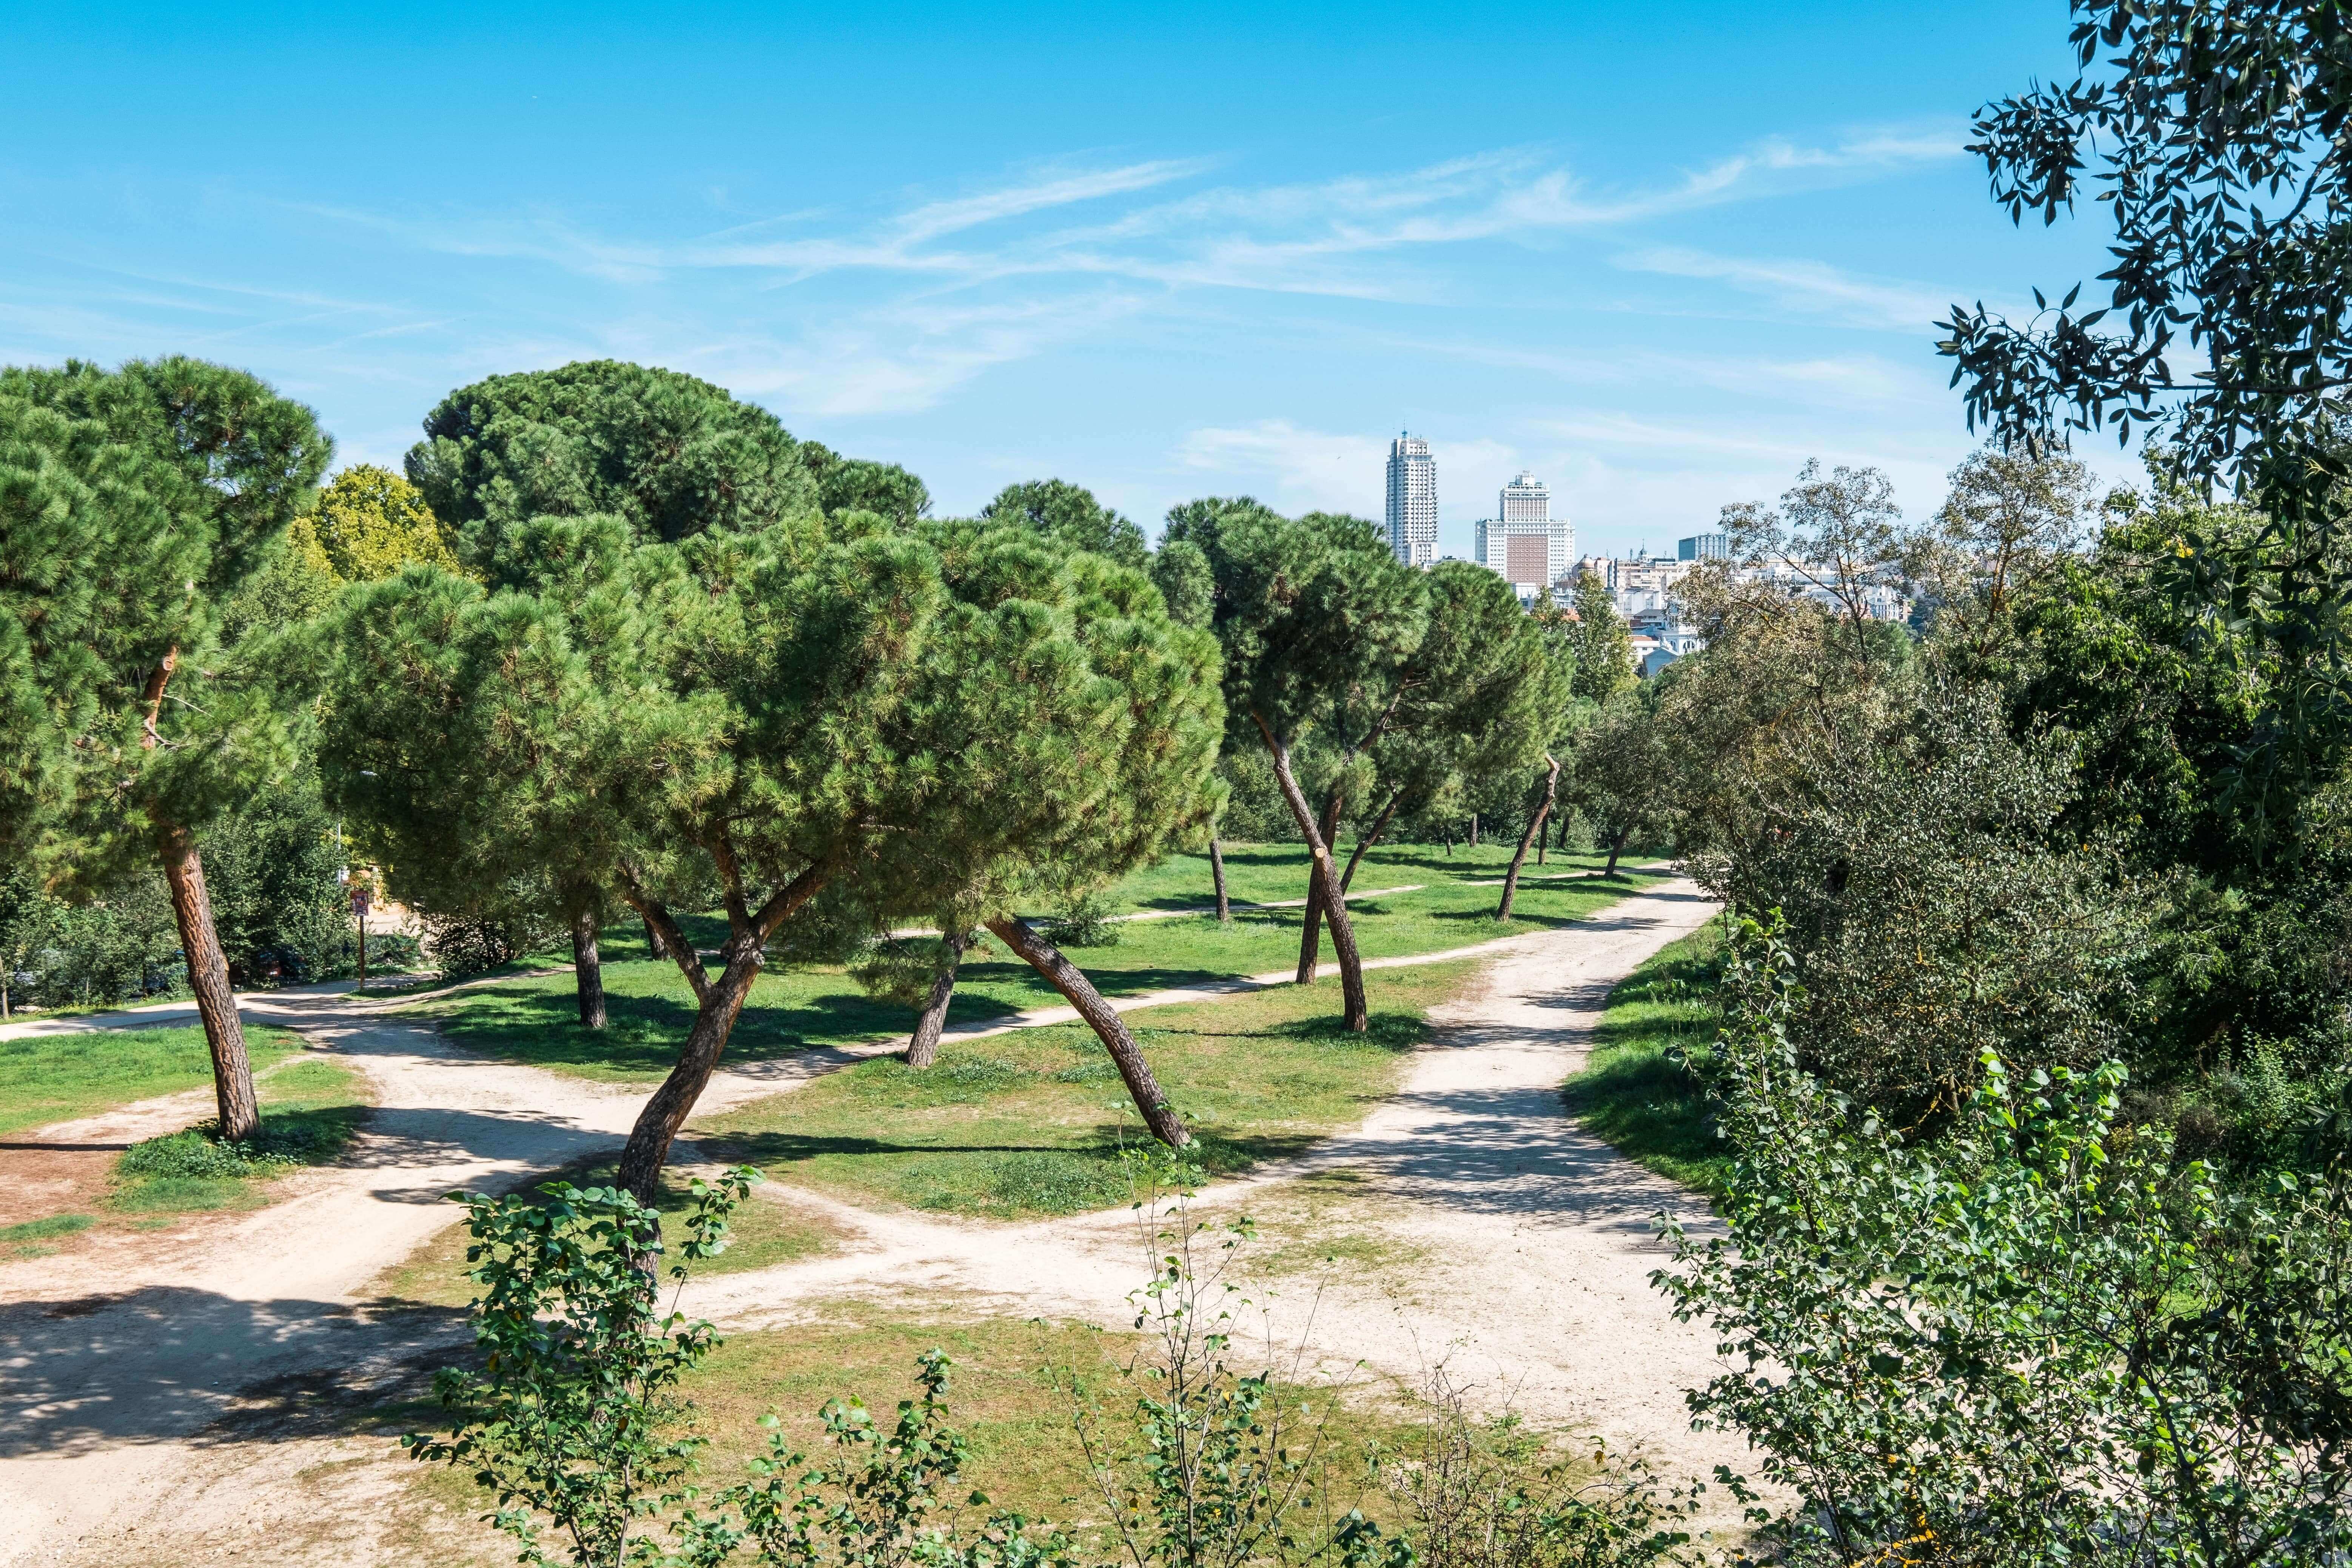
1661,919,2352,1563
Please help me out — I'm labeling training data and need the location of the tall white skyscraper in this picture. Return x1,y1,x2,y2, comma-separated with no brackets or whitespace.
1475,470,1575,598
1386,433,1437,567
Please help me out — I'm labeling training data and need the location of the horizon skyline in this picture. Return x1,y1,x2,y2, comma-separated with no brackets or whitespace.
2,2,2150,561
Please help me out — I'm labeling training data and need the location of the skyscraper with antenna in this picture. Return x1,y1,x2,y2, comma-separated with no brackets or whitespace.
1385,432,1436,567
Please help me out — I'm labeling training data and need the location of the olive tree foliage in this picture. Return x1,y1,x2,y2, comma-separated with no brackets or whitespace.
1913,446,2098,663
327,364,1221,1196
1947,0,2352,862
1661,919,2352,1566
1716,461,1915,659
1557,572,1634,703
1164,498,1428,1031
1697,683,2144,1121
982,478,1148,569
0,357,332,1140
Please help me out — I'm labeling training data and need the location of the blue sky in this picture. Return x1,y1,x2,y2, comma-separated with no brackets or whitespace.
0,1,2134,558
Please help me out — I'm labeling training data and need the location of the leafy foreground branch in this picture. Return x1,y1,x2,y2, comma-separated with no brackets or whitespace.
1657,917,2352,1567
407,1157,1702,1568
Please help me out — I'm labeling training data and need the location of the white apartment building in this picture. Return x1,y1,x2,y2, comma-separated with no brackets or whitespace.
1385,433,1437,567
1474,471,1573,599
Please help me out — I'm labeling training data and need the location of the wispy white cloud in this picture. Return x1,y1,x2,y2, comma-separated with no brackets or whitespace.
302,124,1962,307
1615,246,1971,332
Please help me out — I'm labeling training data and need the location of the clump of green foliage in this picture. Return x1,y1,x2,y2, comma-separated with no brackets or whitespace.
410,1155,1699,1568
1659,917,2352,1563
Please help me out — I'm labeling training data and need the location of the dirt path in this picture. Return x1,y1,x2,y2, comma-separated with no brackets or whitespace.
680,877,1732,1468
0,879,1724,1565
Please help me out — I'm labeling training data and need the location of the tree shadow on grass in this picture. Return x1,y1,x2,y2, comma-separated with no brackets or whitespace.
437,985,936,1075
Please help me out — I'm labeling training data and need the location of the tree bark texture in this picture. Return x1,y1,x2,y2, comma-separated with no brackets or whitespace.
613,858,832,1205
1470,814,1479,847
642,916,667,961
1494,754,1560,922
142,646,259,1143
905,933,965,1068
161,833,260,1142
1292,790,1345,984
1605,826,1629,877
1208,837,1230,922
986,915,1191,1146
1252,712,1369,1031
1338,788,1403,896
571,908,607,1029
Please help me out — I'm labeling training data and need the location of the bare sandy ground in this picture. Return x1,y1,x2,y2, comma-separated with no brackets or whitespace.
0,877,1726,1565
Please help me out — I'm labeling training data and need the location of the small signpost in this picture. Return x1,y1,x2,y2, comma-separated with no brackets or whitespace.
350,884,372,990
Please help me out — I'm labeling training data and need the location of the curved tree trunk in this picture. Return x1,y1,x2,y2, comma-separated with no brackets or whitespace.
1604,825,1629,877
905,933,965,1068
570,907,607,1029
1494,754,1560,922
1339,788,1404,896
140,651,257,1144
161,832,259,1142
1292,790,1345,984
1252,712,1368,1031
986,915,1190,1147
642,916,667,961
614,856,832,1206
1208,837,1230,923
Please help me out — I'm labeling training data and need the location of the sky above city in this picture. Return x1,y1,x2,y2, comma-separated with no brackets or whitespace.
0,2,2139,558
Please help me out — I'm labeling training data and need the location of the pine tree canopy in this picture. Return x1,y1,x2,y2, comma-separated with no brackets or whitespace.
405,359,820,578
981,478,1148,569
326,362,1223,1188
0,357,332,871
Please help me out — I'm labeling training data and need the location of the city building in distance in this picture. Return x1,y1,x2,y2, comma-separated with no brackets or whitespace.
1678,532,1729,560
1386,433,1437,567
1474,470,1574,602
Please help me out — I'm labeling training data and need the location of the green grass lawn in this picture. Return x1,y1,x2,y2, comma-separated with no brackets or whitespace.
1561,922,1729,1195
695,961,1472,1220
409,843,1664,1085
0,1023,311,1136
108,1052,374,1215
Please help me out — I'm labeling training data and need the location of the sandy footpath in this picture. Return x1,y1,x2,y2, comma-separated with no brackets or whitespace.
0,878,1726,1565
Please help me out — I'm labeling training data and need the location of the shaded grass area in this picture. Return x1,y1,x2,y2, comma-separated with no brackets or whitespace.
376,1159,841,1308
413,844,1660,1087
697,963,1470,1220
109,1053,374,1216
1561,923,1729,1195
0,1023,310,1136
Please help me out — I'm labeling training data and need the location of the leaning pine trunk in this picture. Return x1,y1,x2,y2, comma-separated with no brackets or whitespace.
986,915,1190,1146
141,651,259,1144
1208,838,1230,923
905,933,965,1068
162,832,260,1143
1494,754,1560,922
1293,790,1345,984
1252,712,1369,1032
642,916,667,961
570,908,607,1029
1339,788,1404,896
1605,826,1629,877
614,862,831,1205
